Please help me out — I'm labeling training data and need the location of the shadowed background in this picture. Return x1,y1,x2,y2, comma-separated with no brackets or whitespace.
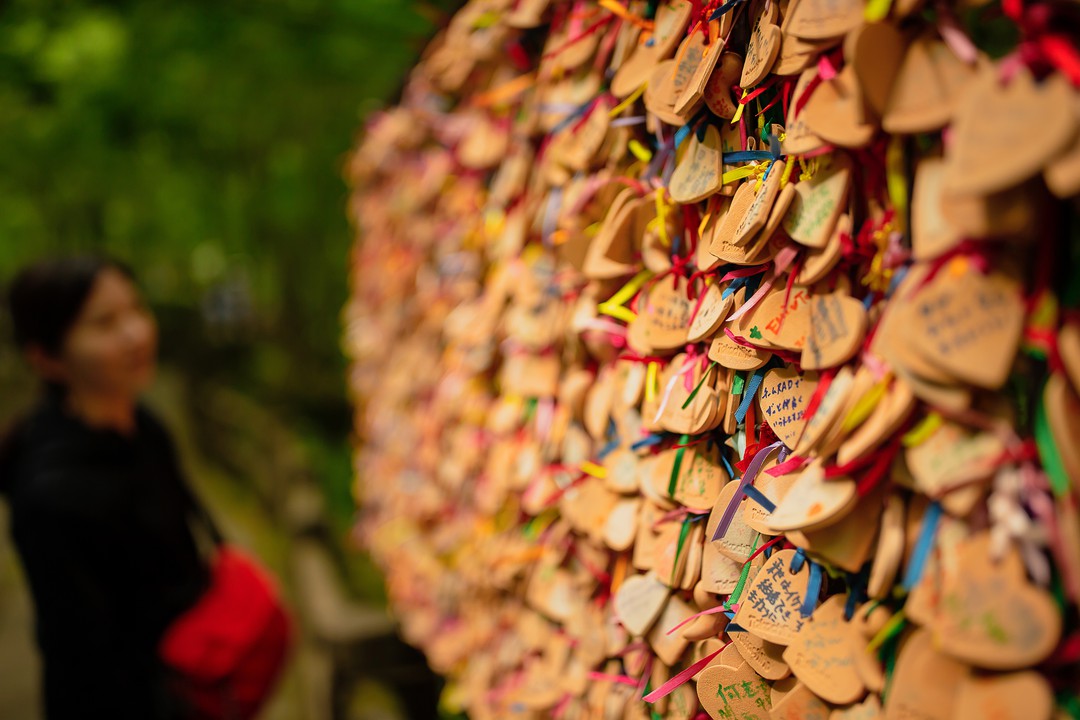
0,1,462,717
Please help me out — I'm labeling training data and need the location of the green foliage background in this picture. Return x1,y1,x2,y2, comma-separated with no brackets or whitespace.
0,0,457,525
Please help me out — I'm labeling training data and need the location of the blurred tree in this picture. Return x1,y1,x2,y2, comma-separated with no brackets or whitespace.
0,0,459,521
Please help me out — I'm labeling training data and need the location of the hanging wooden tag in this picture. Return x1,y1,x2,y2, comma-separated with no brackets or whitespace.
733,161,787,246
611,0,695,98
793,479,886,573
709,180,759,251
767,462,858,533
658,359,722,436
604,447,641,494
784,68,827,155
564,96,614,171
884,628,968,720
832,693,882,720
802,66,876,148
793,365,854,456
836,375,916,466
904,420,1004,499
733,549,811,644
770,681,831,720
604,498,642,551
642,276,694,352
670,125,725,203
741,0,782,88
744,451,797,534
850,22,907,116
730,629,792,681
759,366,820,448
1057,320,1080,393
710,476,760,562
908,268,1025,389
883,35,977,134
783,153,852,248
674,27,724,116
955,671,1054,720
709,326,774,370
732,285,812,351
867,493,906,599
672,443,730,509
801,292,867,370
700,522,754,595
795,213,845,285
1044,95,1080,198
583,187,641,279
911,156,965,260
1044,372,1080,480
944,68,1075,195
614,572,671,636
687,282,736,343
785,0,862,39
703,52,744,119
774,26,833,77
696,662,773,720
647,594,696,665
932,533,1062,670
782,594,866,704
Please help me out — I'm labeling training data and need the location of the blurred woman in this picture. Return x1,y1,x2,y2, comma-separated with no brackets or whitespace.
0,257,221,718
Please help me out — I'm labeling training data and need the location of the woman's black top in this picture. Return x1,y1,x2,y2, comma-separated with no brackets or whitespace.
0,395,210,719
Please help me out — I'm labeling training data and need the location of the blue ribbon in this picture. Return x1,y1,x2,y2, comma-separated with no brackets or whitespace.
800,561,823,618
631,433,665,451
742,484,776,513
903,501,942,591
722,150,774,164
734,367,766,424
709,0,750,20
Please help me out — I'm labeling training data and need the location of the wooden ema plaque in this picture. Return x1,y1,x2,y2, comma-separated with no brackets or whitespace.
344,1,1080,718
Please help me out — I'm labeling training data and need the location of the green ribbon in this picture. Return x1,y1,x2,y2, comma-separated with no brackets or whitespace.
667,434,692,498
681,361,719,410
670,515,693,586
1035,387,1071,497
732,371,745,396
724,534,760,610
1058,693,1080,720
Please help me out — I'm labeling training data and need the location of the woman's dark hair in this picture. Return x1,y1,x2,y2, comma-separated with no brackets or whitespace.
8,255,134,357
1,256,134,488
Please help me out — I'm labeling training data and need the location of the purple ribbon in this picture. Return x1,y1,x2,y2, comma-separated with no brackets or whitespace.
711,440,783,541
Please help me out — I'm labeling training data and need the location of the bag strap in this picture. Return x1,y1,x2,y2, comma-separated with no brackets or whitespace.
177,475,225,549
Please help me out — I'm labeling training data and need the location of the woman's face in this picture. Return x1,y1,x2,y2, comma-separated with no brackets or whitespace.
53,268,158,399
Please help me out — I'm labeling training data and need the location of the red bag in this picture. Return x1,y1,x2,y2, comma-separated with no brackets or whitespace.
158,547,292,720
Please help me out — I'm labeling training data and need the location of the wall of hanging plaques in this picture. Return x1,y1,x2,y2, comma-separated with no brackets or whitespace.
342,1,1080,718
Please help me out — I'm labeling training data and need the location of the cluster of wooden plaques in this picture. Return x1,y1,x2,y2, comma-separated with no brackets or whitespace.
343,1,1080,718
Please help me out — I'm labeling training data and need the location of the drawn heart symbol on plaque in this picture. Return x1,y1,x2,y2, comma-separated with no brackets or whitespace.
944,68,1076,195
932,533,1062,670
782,595,866,704
614,572,671,636
954,670,1054,720
758,366,819,448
